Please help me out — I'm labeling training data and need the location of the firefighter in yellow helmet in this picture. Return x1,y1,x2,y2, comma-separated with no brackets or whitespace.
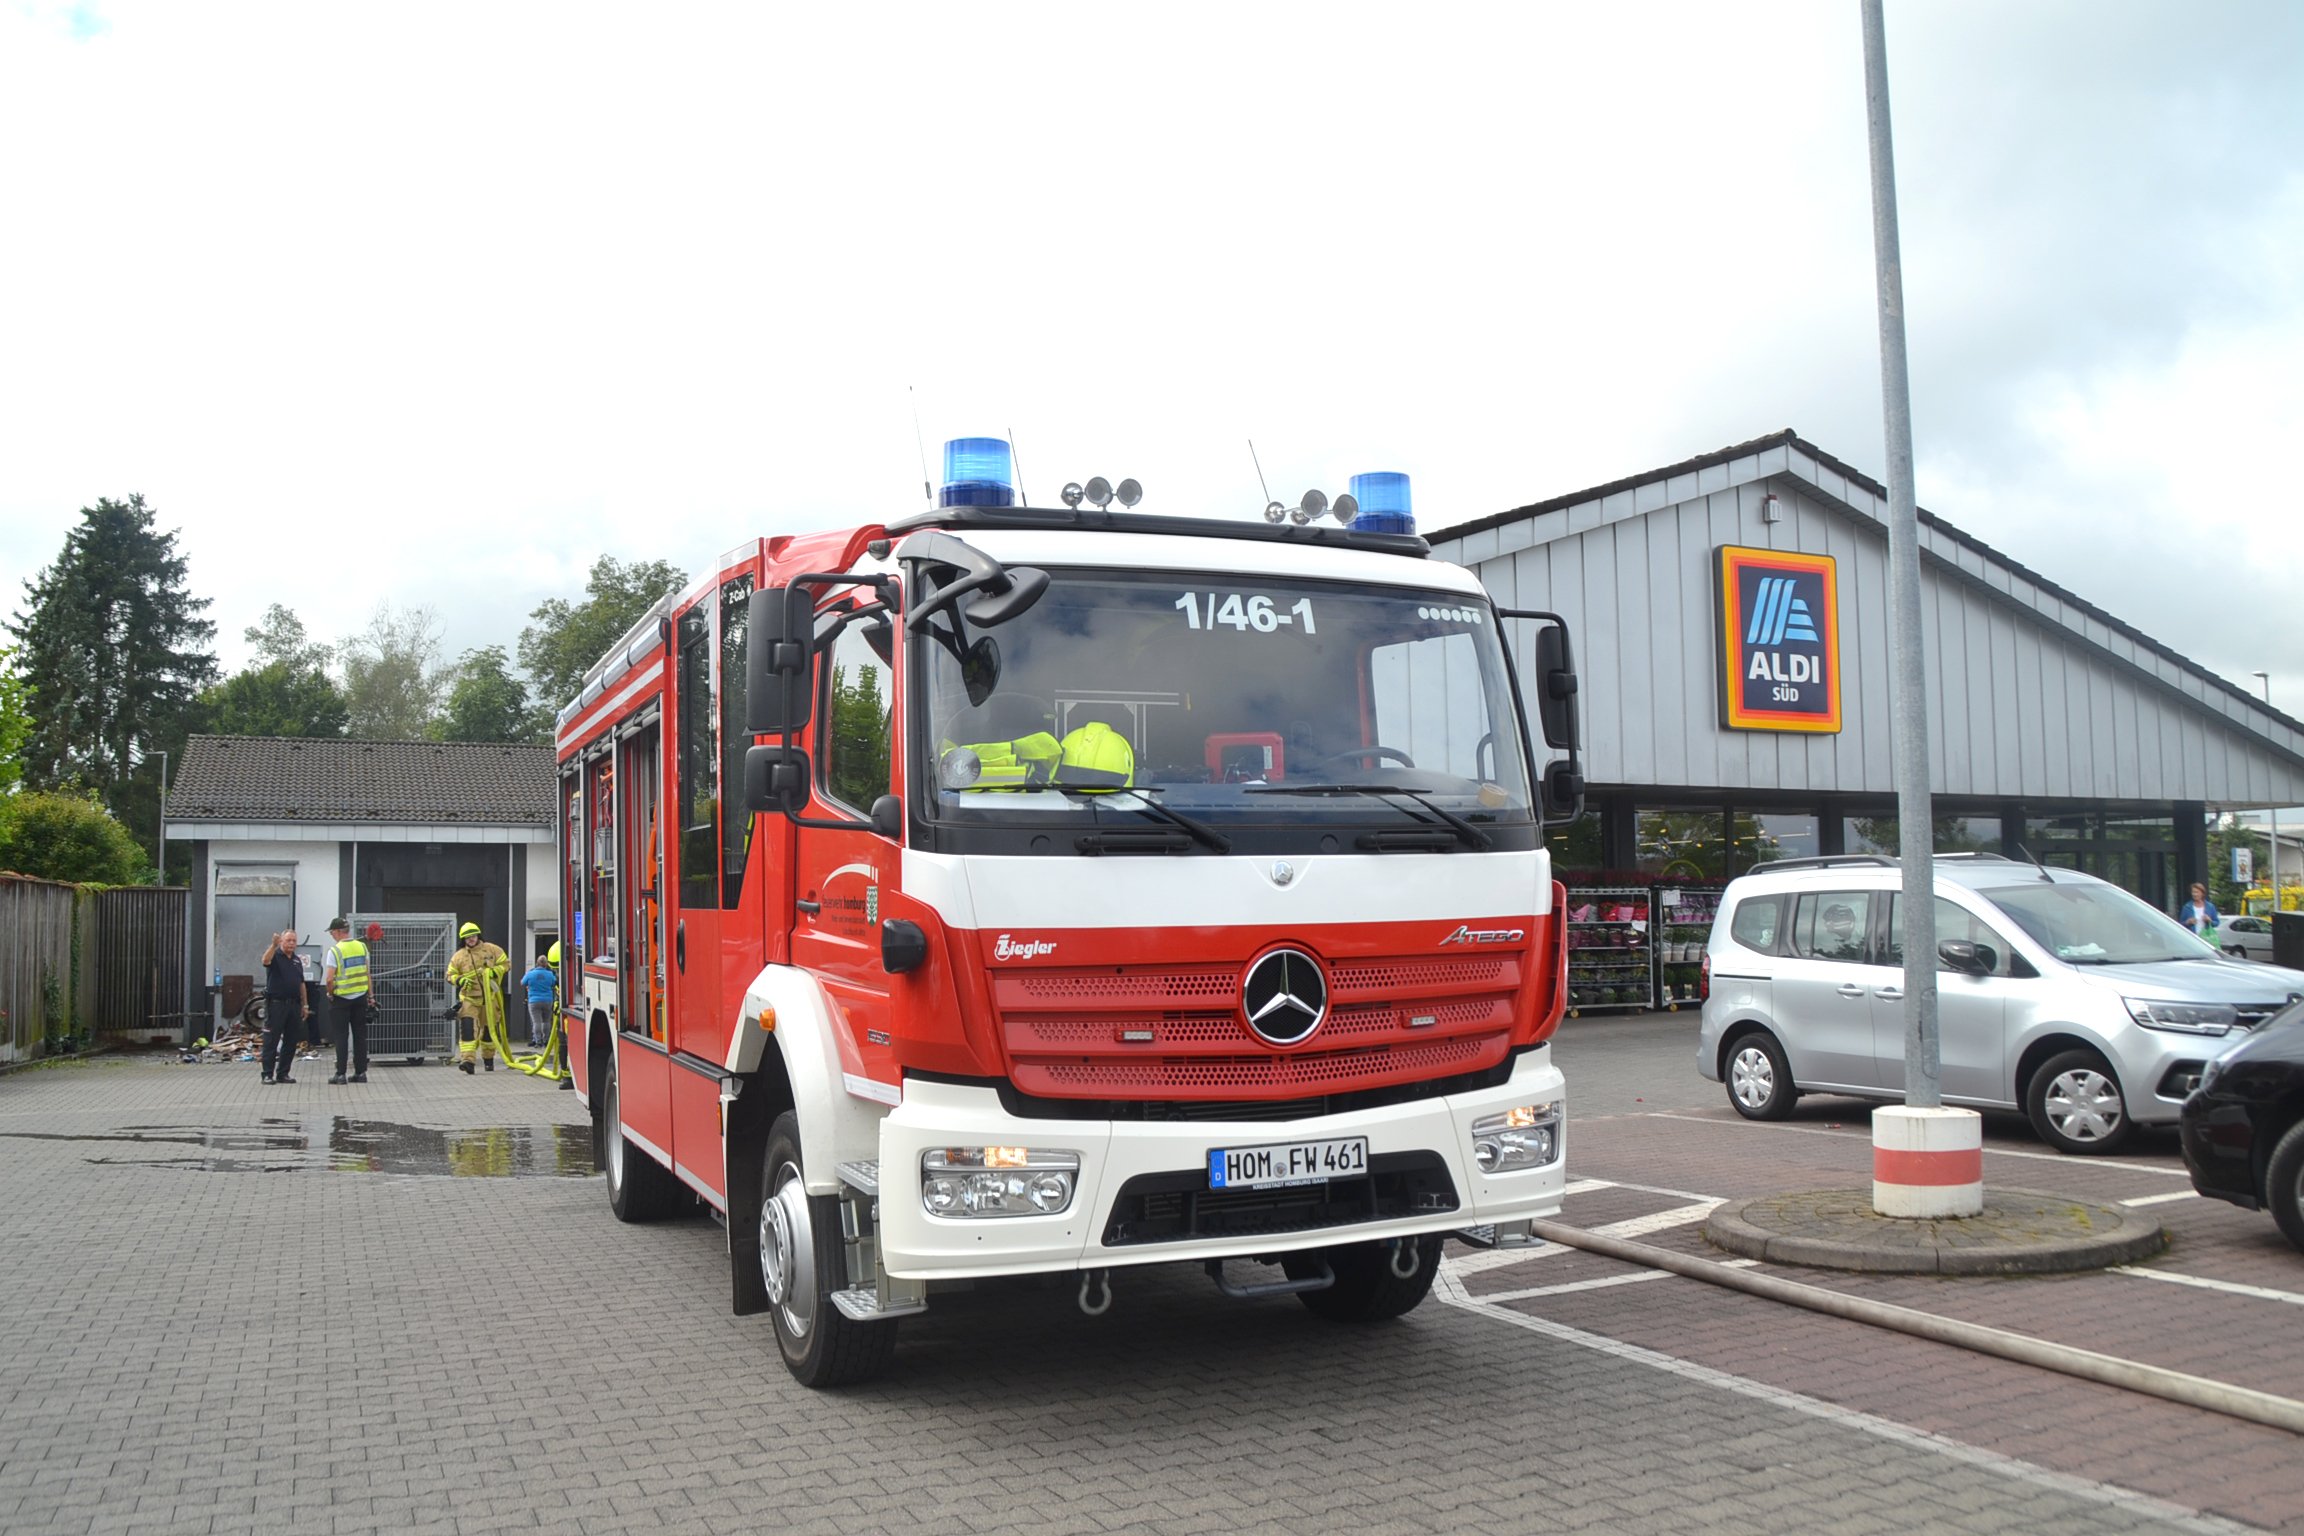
446,921,510,1073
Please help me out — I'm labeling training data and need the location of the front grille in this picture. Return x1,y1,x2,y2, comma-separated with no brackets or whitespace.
994,950,1522,1101
1102,1153,1458,1246
2234,1002,2292,1031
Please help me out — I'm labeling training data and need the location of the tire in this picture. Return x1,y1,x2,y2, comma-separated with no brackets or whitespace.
602,1044,680,1221
758,1111,896,1387
1281,1234,1443,1323
2266,1120,2304,1255
2025,1047,2133,1154
1723,1030,1798,1120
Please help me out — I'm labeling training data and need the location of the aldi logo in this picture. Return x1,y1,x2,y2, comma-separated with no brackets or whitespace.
1716,545,1841,733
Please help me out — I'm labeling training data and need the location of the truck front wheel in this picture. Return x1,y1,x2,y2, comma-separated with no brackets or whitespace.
759,1111,896,1387
1282,1233,1443,1322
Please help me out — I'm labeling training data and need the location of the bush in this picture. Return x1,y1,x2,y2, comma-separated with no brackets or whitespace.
0,790,149,885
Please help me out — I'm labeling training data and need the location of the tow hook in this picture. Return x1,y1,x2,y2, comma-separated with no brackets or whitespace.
1388,1238,1421,1280
1078,1268,1113,1316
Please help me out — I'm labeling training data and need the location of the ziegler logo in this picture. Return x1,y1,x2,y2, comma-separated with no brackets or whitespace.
1441,924,1525,946
993,934,1057,961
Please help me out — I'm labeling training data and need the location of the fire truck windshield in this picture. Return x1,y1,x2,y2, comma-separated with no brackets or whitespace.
916,568,1539,850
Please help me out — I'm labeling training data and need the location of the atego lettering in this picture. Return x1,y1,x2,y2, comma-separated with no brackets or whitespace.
1441,924,1525,946
993,934,1058,961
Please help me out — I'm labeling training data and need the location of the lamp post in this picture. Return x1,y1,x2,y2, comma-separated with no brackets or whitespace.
2256,673,2278,915
155,749,169,879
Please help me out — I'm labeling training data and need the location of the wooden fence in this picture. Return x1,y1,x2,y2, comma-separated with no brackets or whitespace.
1,876,194,1063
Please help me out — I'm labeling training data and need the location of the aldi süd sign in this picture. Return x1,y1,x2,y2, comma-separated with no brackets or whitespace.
1715,545,1841,733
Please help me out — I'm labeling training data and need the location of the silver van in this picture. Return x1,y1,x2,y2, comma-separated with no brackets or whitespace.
1696,854,2304,1153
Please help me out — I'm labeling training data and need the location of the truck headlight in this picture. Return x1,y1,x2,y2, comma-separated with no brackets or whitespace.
2124,998,2238,1036
1471,1102,1561,1173
921,1147,1080,1218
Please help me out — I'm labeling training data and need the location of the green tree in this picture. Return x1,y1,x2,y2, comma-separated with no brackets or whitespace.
341,603,444,738
433,645,545,744
0,789,150,885
199,661,351,738
0,645,30,794
2208,820,2270,914
6,495,216,855
518,556,688,716
197,604,348,737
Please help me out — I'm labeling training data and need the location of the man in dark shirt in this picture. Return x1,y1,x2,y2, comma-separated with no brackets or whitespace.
258,929,310,1085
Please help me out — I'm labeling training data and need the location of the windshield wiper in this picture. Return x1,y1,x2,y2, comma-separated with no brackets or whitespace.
1244,782,1492,850
1058,787,1232,854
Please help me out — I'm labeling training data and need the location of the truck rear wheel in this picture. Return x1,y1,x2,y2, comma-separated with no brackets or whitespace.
759,1111,896,1387
602,1044,680,1222
1282,1234,1443,1322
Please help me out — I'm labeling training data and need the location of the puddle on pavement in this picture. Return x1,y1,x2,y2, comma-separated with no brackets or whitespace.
0,1117,596,1178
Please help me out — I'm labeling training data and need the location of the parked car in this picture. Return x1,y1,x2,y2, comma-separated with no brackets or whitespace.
1696,853,2304,1154
2220,914,2275,961
2180,1001,2304,1253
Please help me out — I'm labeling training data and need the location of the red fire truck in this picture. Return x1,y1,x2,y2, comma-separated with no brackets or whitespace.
553,440,1585,1385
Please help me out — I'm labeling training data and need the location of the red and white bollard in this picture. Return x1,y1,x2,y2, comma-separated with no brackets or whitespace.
1872,1105,1983,1218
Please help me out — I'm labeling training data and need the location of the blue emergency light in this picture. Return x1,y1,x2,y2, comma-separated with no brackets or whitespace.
940,437,1018,508
1349,471,1414,535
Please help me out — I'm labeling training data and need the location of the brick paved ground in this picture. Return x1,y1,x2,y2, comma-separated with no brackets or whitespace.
0,1034,2291,1535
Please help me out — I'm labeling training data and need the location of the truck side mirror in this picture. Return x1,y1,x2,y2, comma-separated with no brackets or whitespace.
1534,623,1580,751
746,585,816,735
744,743,812,816
1542,760,1584,822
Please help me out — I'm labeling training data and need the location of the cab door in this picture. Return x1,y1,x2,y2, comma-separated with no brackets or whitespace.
1772,888,1886,1090
787,605,903,1094
1877,894,2018,1106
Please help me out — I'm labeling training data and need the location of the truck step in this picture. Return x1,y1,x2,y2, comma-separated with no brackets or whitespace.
831,1286,928,1322
1454,1223,1546,1252
837,1160,880,1195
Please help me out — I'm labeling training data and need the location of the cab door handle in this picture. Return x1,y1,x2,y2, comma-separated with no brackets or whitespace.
796,898,822,915
675,920,686,973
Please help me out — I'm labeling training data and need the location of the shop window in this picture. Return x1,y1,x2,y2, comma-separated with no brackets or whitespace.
1546,812,1603,875
1637,808,1727,878
1735,813,1817,873
1845,815,2001,858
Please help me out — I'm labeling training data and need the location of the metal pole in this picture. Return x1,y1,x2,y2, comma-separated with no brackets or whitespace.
1861,0,1939,1106
155,750,168,879
2256,672,2278,915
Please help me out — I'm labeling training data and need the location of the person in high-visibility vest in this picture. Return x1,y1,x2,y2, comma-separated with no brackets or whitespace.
322,917,373,1084
446,921,509,1073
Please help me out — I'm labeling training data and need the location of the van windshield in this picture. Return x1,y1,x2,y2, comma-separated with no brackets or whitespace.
1982,881,2213,965
916,567,1534,839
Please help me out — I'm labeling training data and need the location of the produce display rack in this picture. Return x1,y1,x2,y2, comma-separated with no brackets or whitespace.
1563,885,1653,1015
1651,883,1726,1011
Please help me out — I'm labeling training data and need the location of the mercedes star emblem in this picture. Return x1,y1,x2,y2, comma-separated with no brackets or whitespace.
1241,947,1328,1045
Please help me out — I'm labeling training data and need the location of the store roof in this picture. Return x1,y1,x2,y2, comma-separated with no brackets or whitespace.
1431,427,2304,743
166,736,555,826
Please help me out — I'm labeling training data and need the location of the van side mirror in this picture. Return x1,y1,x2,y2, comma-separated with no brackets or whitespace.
744,743,811,816
1937,939,1994,976
746,586,816,735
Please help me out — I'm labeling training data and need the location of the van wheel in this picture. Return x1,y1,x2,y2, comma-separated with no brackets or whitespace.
2265,1121,2304,1254
603,1045,679,1221
759,1111,896,1387
2026,1048,2132,1154
1724,1030,1797,1120
1282,1234,1443,1322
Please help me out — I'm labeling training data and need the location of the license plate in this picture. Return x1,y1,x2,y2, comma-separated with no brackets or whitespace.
1208,1135,1369,1190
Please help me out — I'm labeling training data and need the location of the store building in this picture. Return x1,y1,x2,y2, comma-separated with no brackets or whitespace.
1430,431,2304,1011
167,735,557,1032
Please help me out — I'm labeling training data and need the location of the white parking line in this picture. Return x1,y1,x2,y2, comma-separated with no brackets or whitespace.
1643,1111,2194,1175
1594,1201,1722,1240
1432,1267,2253,1535
2113,1267,2304,1307
1479,1258,1762,1305
2119,1190,2201,1207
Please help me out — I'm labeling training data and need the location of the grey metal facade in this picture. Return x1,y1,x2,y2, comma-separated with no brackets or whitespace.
1434,432,2304,812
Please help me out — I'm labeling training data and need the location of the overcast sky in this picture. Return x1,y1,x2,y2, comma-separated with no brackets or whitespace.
3,1,2299,720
